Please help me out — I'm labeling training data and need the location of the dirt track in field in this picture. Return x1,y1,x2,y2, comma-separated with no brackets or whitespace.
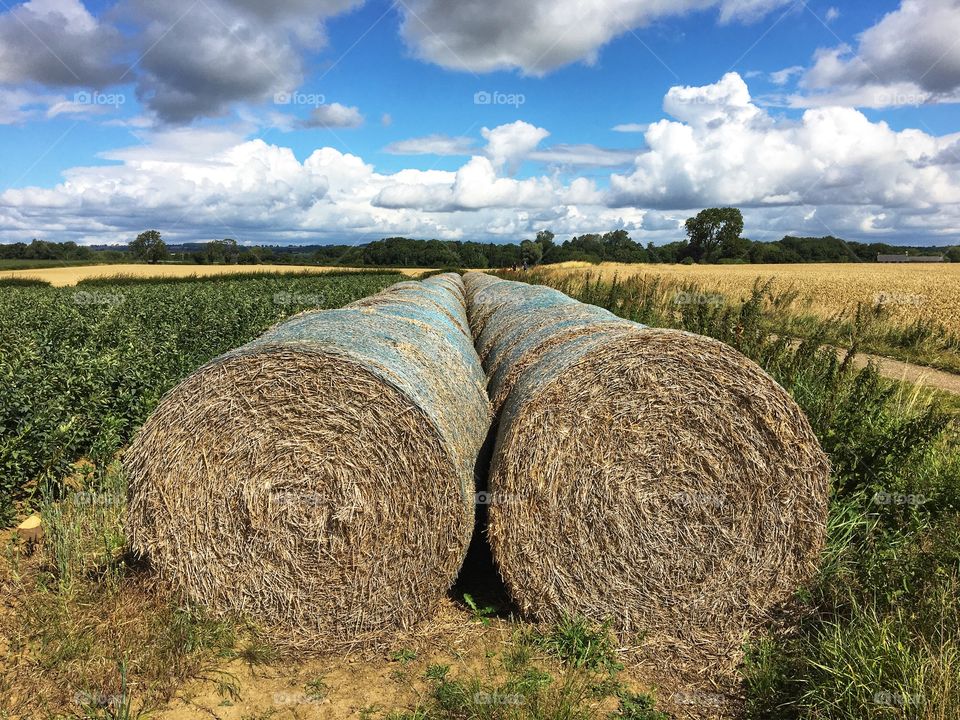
846,350,960,395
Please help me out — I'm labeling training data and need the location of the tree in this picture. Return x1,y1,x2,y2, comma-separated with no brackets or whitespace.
129,230,169,264
204,238,240,264
684,208,744,263
601,229,647,262
535,229,557,263
535,229,555,251
519,239,543,266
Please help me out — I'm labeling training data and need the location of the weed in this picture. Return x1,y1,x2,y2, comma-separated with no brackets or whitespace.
534,617,623,673
463,592,497,625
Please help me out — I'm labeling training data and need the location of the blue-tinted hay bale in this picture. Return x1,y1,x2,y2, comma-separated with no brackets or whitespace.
464,272,830,663
125,274,489,647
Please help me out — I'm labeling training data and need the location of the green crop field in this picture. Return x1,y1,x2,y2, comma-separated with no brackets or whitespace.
0,271,400,522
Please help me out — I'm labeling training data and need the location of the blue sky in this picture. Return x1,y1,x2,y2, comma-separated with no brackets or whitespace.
0,0,958,245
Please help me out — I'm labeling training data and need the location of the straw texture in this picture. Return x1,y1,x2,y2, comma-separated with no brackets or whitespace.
464,272,830,660
124,274,490,647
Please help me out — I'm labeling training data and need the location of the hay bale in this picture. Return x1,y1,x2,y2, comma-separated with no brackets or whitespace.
464,272,830,660
125,273,490,647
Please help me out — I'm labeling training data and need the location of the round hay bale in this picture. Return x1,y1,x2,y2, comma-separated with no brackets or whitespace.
350,279,471,337
125,274,490,647
473,285,580,361
464,273,830,658
484,311,634,416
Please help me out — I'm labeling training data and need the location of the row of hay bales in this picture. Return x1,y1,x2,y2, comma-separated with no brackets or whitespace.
125,270,829,659
125,273,489,646
464,271,830,658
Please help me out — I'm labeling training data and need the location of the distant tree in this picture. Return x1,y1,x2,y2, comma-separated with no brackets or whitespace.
129,230,168,264
684,208,743,263
652,240,688,264
458,242,489,268
204,238,240,264
562,233,604,262
946,246,960,263
718,233,752,262
535,230,558,263
520,239,543,265
535,229,555,251
601,229,647,262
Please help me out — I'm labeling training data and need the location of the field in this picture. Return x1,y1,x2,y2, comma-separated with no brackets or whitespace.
1,269,958,720
0,262,428,286
0,259,104,271
0,271,402,521
544,261,960,333
541,261,960,374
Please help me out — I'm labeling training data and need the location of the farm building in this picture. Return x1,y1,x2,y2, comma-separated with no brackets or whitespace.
877,253,945,262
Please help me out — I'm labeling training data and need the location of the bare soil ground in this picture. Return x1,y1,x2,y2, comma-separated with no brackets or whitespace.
849,350,960,395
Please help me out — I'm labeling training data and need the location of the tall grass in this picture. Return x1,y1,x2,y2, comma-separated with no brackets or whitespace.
505,270,960,719
524,269,960,374
1,462,239,717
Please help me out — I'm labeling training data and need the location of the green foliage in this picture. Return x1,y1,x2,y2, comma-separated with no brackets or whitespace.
384,621,669,720
684,207,744,262
609,691,670,720
3,467,238,714
128,230,169,264
0,239,96,263
2,233,952,271
391,648,418,664
463,592,497,625
533,618,623,673
0,272,399,521
0,277,52,287
520,239,543,265
197,238,240,265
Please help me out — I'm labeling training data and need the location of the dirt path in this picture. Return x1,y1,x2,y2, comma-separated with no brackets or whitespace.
846,350,960,395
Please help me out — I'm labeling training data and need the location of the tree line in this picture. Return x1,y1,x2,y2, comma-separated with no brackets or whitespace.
4,208,958,267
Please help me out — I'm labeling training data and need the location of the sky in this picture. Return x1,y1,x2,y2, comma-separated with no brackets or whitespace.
0,0,959,247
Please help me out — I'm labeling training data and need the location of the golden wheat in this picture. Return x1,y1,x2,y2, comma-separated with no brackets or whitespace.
0,263,427,287
543,261,960,336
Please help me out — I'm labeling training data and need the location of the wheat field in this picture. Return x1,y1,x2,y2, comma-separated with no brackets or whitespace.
0,263,427,287
542,261,960,336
